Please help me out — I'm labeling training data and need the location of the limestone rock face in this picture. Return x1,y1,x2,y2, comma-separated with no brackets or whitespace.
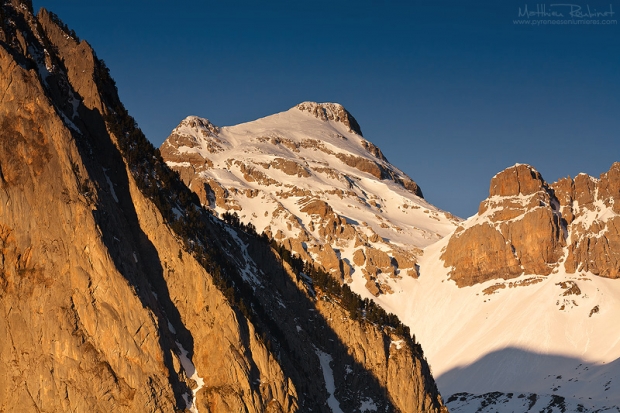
313,297,445,412
0,2,448,412
444,165,565,287
488,163,546,197
442,223,523,287
443,163,620,287
554,163,620,279
160,102,458,297
0,5,177,411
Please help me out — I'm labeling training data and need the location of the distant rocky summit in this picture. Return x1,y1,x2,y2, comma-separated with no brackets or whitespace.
295,101,364,137
442,163,620,287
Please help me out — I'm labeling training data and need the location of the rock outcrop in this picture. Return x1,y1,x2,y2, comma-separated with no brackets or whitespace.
442,163,620,287
553,163,620,279
295,101,364,136
0,2,448,412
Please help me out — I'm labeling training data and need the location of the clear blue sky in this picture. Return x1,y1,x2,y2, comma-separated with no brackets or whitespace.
33,0,620,218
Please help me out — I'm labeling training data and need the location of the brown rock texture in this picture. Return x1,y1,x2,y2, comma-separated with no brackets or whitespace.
489,164,545,197
336,152,387,180
259,157,311,177
442,223,523,286
0,5,177,410
314,297,446,412
443,165,565,287
313,243,342,280
443,163,620,287
554,164,620,279
295,101,363,136
0,2,448,412
353,249,366,266
361,139,388,161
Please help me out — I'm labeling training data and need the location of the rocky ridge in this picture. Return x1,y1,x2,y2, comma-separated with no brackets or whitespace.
161,105,459,298
442,163,620,287
0,2,447,412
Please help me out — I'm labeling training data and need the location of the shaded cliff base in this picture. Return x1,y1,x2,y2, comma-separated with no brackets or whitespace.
447,392,620,413
439,347,620,412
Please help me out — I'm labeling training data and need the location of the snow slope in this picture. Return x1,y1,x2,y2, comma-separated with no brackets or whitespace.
163,103,456,246
366,224,620,411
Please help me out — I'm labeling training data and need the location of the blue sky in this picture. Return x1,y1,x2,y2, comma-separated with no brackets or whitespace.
33,0,620,218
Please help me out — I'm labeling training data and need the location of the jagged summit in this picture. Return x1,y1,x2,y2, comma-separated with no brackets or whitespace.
294,101,363,136
175,115,220,135
489,163,546,197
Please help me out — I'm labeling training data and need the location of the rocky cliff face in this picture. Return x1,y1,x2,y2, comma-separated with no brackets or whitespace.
0,2,447,412
442,163,620,287
554,164,620,278
160,104,459,299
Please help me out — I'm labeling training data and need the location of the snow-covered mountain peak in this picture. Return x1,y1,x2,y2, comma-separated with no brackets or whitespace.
161,97,620,412
175,115,220,136
161,102,620,411
161,104,459,298
294,101,363,136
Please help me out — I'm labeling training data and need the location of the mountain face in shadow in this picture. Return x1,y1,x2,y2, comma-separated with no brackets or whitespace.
438,347,620,412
